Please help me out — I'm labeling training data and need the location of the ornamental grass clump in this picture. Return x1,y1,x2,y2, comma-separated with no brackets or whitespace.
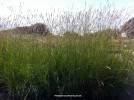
0,32,133,100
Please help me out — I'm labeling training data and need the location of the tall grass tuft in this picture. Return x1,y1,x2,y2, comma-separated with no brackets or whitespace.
0,32,133,100
0,1,134,100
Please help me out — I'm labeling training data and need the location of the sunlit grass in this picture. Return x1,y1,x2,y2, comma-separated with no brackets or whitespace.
0,32,133,100
0,1,134,99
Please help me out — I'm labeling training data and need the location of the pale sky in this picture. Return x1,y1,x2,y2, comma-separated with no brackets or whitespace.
0,0,134,32
0,0,134,17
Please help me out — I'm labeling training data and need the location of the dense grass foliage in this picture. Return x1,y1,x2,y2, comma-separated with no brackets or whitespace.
0,33,133,100
0,1,134,99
